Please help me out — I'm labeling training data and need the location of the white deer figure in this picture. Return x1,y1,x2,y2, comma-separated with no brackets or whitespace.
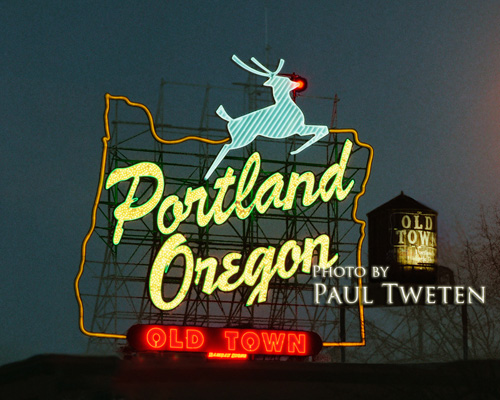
204,55,329,180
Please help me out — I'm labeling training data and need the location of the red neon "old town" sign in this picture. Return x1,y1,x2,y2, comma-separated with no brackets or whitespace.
127,325,323,357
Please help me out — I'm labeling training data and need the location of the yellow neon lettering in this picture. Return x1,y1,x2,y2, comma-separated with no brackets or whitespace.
246,247,277,306
149,233,194,310
331,139,354,201
212,168,237,224
275,240,302,279
195,257,218,295
318,163,340,201
283,171,319,210
243,247,274,286
216,253,244,292
148,233,339,310
105,142,355,238
106,162,164,245
184,186,212,227
235,152,260,219
300,234,338,273
157,195,189,235
254,173,285,213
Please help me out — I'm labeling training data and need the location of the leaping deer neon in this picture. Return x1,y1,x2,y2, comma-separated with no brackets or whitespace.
204,55,329,180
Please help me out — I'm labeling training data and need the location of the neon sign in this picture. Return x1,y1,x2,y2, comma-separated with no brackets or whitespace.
127,325,323,357
75,55,374,349
105,142,353,310
106,143,353,244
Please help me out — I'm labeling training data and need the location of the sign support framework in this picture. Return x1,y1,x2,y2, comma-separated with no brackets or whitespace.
75,78,373,357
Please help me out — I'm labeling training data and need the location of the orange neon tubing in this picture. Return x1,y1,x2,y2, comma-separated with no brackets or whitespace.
75,95,373,346
75,94,230,340
322,128,373,347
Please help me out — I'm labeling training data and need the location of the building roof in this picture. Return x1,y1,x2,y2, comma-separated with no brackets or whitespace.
367,191,436,216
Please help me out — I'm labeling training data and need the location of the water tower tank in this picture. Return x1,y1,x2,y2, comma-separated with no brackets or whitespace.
368,192,438,284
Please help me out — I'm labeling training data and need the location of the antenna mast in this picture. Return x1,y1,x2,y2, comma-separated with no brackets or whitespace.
265,5,271,66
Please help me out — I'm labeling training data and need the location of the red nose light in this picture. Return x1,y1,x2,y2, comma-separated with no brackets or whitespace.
294,79,306,90
279,73,308,101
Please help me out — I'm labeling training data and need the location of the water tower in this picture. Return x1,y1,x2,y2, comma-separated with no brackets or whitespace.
368,192,438,284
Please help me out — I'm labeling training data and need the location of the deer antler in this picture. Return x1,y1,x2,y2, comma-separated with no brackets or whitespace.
232,55,285,77
274,59,285,75
250,58,272,74
232,55,270,77
250,58,285,76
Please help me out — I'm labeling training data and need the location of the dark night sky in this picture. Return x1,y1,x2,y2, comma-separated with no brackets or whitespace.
1,1,500,365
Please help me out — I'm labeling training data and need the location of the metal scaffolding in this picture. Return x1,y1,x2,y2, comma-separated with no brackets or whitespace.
80,77,370,358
